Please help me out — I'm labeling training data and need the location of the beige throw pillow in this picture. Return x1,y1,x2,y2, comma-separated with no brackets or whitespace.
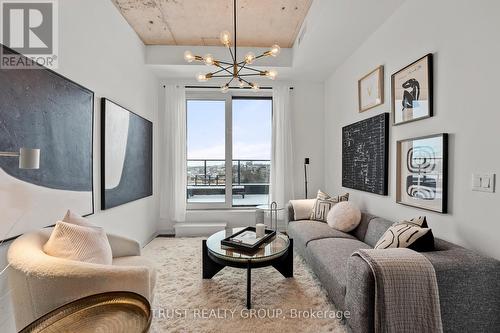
62,209,94,227
326,201,361,232
374,216,434,251
310,190,349,222
43,222,112,265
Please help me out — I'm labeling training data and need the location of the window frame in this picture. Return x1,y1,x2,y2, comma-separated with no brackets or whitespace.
185,90,272,210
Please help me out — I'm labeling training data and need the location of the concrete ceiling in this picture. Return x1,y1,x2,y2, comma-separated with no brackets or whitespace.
113,0,312,47
145,0,406,81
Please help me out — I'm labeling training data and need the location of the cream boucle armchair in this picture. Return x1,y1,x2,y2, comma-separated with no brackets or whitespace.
7,228,156,330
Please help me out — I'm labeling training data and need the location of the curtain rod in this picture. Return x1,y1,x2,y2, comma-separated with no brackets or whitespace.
162,85,293,90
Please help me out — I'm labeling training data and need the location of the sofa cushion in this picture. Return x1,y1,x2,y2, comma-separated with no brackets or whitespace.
306,238,371,308
363,217,395,247
350,212,377,241
288,220,356,250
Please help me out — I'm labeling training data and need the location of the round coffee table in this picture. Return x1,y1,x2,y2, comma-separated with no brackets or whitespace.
202,228,293,309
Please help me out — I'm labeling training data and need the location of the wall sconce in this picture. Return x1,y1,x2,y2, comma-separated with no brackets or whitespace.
0,148,40,169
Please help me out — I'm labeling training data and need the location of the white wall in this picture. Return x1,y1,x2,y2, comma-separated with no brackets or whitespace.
157,79,325,232
1,0,159,331
56,0,160,246
324,0,500,260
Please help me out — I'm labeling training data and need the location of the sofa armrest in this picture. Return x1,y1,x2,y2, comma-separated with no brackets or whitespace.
345,245,500,333
107,233,141,258
286,202,295,223
345,255,375,333
423,246,500,332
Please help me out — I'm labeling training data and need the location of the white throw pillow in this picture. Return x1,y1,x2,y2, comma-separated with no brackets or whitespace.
289,199,316,220
62,209,94,227
43,221,112,265
326,201,361,232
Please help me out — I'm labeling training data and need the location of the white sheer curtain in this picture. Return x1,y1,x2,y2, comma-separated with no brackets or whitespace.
160,84,186,223
270,85,295,210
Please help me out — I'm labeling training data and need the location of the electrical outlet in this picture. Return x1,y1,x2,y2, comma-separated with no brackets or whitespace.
472,173,496,193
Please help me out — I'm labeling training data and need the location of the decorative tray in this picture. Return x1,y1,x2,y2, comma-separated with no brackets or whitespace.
20,291,151,333
221,226,276,251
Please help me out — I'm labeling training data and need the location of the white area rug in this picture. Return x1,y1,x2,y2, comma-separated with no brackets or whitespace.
143,237,347,333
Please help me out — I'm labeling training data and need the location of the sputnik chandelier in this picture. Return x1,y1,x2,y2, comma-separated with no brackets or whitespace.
183,0,280,92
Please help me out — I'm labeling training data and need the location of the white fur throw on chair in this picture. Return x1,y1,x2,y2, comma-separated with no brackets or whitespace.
7,228,156,330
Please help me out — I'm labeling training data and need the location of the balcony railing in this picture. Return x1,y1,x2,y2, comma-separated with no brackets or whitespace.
187,159,270,205
187,159,270,186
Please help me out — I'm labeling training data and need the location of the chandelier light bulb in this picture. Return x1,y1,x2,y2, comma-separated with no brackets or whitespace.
196,72,208,82
184,50,195,63
251,83,260,91
270,44,281,57
244,52,255,64
267,69,278,80
238,80,245,88
204,54,214,66
220,30,231,46
221,84,229,93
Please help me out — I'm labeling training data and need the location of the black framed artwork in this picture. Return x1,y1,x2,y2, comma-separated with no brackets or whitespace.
0,44,94,242
391,53,433,125
396,133,448,213
342,113,389,195
101,98,153,210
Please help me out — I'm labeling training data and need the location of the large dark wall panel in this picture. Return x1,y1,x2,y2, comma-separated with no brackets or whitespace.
101,98,153,210
342,113,389,195
0,45,94,241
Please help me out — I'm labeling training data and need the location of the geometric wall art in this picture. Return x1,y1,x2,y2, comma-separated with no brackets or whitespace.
342,113,389,195
0,45,94,242
396,133,448,213
101,98,153,210
392,53,433,125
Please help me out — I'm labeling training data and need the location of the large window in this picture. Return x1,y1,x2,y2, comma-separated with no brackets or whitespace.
186,93,272,208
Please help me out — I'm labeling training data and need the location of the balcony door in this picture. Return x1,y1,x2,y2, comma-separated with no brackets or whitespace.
186,92,272,209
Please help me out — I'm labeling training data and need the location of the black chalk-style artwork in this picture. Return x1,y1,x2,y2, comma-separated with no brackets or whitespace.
342,113,389,195
392,54,433,125
101,98,153,210
397,134,448,213
0,44,94,242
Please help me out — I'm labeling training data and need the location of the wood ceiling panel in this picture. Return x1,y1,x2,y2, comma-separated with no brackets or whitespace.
113,0,312,47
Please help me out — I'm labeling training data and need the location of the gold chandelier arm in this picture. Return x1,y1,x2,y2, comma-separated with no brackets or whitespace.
212,64,233,75
226,76,235,86
216,60,234,66
239,77,252,86
239,66,262,73
228,46,236,63
237,73,264,77
210,74,234,78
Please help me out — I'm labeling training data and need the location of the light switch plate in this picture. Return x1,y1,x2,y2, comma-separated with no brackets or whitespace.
472,173,496,193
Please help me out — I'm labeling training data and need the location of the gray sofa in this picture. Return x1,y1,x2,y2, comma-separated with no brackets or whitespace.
287,203,500,333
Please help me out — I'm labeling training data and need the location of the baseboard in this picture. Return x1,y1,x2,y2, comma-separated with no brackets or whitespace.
174,222,227,237
141,231,159,247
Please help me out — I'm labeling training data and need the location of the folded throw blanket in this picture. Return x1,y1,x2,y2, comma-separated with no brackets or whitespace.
352,248,443,333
